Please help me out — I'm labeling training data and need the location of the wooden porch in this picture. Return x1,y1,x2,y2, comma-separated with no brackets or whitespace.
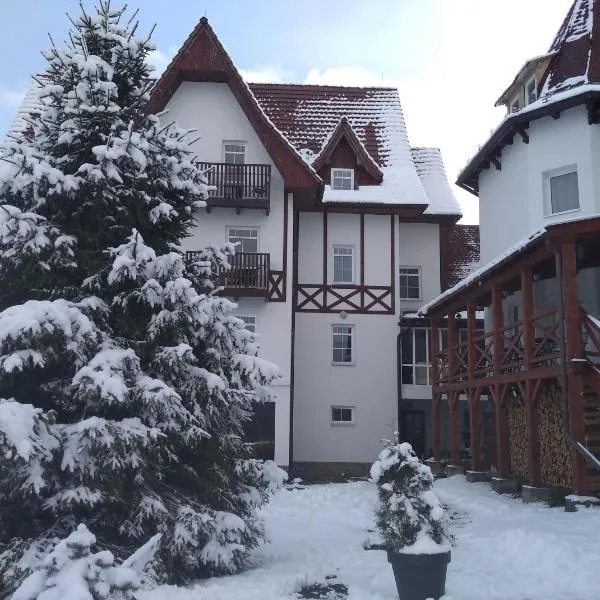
423,217,600,495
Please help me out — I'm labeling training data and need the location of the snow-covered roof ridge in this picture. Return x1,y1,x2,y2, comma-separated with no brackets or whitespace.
411,147,462,216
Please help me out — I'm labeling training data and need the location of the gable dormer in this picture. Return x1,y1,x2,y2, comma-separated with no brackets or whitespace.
311,117,383,189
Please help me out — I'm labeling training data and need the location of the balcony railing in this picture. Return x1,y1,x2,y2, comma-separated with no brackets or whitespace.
199,162,271,212
186,251,270,297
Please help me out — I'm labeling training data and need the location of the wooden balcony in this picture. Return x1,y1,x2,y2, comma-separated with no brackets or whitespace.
200,162,271,213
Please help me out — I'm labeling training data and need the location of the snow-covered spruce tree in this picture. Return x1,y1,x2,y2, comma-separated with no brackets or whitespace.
12,524,161,600
0,1,285,593
370,439,453,552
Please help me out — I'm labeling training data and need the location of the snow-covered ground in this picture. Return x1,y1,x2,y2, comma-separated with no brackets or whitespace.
142,476,600,600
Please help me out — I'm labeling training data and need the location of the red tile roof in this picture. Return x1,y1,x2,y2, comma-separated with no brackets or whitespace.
440,224,480,291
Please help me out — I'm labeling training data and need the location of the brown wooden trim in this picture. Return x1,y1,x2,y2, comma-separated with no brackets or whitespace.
282,191,289,302
433,393,441,461
360,213,365,286
322,211,328,309
294,204,460,223
449,391,460,466
296,284,394,314
469,389,482,470
289,207,301,469
390,214,396,314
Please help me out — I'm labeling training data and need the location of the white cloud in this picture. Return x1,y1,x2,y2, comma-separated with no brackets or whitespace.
147,46,178,77
0,87,26,109
304,67,397,88
239,66,288,84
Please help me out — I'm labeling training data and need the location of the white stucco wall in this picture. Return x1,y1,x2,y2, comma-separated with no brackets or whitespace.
163,81,293,466
479,106,597,264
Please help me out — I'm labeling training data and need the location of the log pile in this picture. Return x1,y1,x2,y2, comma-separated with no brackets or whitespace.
538,384,571,489
507,390,528,478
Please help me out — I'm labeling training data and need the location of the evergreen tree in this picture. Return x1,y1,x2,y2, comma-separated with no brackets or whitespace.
0,2,285,594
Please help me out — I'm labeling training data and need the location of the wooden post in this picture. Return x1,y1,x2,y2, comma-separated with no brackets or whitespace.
449,392,460,466
469,389,482,471
562,241,587,494
430,319,441,460
447,312,461,466
491,285,510,476
521,267,541,486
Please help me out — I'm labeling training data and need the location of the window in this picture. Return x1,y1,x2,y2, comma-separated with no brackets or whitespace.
399,267,421,300
331,168,354,191
525,76,537,105
227,227,259,253
237,315,256,333
544,168,579,215
510,95,520,113
333,246,354,283
223,142,246,164
331,406,355,425
401,328,430,385
332,325,353,365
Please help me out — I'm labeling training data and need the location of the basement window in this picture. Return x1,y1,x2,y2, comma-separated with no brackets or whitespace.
331,406,355,424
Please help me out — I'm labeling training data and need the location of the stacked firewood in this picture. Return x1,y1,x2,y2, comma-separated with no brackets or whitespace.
538,384,571,488
507,390,528,478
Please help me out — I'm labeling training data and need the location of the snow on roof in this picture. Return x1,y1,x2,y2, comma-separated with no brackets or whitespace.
3,82,43,142
250,83,442,210
411,147,462,215
440,224,480,291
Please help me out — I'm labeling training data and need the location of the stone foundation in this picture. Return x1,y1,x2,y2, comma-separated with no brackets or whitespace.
565,495,600,512
445,464,465,476
521,485,552,504
466,470,491,483
491,477,520,495
291,462,371,483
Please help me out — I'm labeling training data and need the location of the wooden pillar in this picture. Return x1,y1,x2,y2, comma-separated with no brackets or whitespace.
491,285,510,476
562,241,587,494
522,267,541,486
447,312,461,466
430,319,441,460
469,389,482,471
449,392,460,466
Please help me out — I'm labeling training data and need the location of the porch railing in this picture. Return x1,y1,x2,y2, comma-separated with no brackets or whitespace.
199,162,271,208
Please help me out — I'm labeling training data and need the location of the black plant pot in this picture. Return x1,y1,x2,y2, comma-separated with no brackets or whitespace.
387,550,451,600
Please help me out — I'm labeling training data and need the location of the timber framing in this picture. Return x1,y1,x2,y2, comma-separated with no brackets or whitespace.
425,216,600,494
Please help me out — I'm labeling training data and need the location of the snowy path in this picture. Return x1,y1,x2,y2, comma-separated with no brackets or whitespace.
142,476,600,600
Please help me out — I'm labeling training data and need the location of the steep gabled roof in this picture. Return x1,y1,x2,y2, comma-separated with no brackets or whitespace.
311,117,383,182
146,18,321,192
541,0,600,98
440,224,480,291
411,147,462,216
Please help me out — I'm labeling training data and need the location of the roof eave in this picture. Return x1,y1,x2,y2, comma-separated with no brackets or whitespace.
456,88,600,195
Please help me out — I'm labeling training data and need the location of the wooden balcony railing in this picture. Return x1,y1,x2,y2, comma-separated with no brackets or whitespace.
186,251,270,297
199,162,271,212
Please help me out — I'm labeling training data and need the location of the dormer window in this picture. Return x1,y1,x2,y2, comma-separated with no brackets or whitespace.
331,168,354,190
510,96,520,113
525,75,537,105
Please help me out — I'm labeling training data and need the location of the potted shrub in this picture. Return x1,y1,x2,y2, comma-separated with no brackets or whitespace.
371,439,454,600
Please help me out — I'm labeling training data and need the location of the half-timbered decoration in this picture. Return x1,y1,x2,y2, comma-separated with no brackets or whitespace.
7,17,475,479
423,0,600,496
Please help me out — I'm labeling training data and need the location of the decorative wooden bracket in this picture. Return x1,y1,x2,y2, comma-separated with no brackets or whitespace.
491,156,501,171
517,126,530,144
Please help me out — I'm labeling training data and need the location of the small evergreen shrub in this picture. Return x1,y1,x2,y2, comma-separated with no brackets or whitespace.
371,439,454,553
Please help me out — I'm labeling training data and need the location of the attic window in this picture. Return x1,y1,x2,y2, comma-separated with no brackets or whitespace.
525,76,537,105
510,96,520,113
331,168,354,191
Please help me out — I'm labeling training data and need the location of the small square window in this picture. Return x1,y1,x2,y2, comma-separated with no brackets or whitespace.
333,246,354,283
548,170,579,215
227,226,259,253
332,325,353,365
223,142,246,164
331,406,354,424
331,168,354,191
510,96,520,113
399,267,421,300
237,315,256,333
525,76,537,105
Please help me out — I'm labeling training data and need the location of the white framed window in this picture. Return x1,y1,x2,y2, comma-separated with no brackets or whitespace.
331,406,355,425
223,141,247,164
227,226,259,253
332,325,353,365
237,315,257,333
333,245,354,283
510,95,520,113
401,328,430,385
543,166,580,215
399,267,421,300
331,168,354,191
525,75,537,105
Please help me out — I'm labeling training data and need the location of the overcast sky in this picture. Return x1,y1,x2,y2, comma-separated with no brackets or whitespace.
0,0,574,223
